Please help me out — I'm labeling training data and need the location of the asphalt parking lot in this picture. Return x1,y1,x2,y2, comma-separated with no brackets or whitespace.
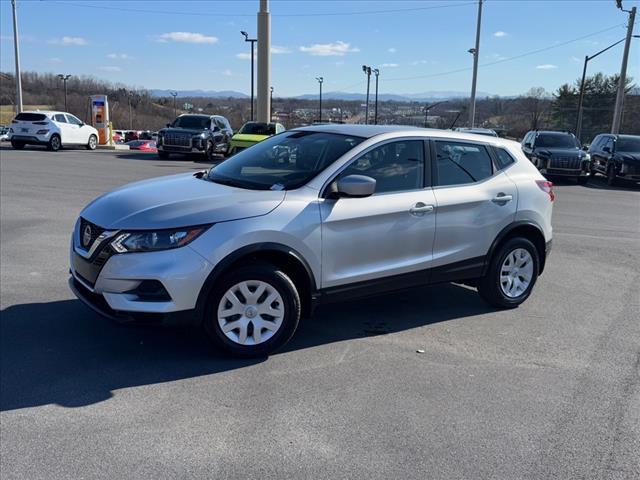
1,145,639,479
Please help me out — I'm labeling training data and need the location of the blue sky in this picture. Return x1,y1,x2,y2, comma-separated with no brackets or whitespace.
0,0,638,97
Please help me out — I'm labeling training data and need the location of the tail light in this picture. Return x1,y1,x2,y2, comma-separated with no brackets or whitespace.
536,180,555,202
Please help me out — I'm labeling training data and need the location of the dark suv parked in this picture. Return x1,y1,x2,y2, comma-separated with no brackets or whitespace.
588,134,640,186
521,130,590,184
157,114,233,161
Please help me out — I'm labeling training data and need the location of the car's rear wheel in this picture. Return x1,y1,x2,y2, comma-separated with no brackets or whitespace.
203,264,300,357
477,237,539,308
10,140,25,150
48,134,61,152
158,151,170,159
86,134,97,150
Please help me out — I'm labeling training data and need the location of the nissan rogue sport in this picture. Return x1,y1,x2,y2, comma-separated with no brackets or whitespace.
69,125,554,357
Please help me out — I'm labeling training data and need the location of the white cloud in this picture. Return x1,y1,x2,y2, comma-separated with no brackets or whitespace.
222,69,232,76
47,57,62,64
107,53,133,60
536,64,558,70
380,63,399,68
299,41,359,56
335,60,345,66
570,56,582,63
271,45,291,54
493,31,508,38
411,59,428,66
157,32,218,44
49,36,87,46
387,47,397,53
98,66,122,72
236,52,253,60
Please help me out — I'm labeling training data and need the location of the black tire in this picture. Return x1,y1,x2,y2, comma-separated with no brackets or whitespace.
606,164,618,186
10,140,25,150
86,134,97,150
203,264,301,357
477,237,540,309
158,151,170,160
48,134,61,152
576,176,588,185
205,140,215,162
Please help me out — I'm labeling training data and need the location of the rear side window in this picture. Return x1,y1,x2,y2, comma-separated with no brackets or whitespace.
15,113,46,122
53,114,67,123
493,147,516,169
435,141,493,186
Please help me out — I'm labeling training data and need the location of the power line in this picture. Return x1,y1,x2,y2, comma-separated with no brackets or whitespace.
384,22,628,82
48,1,476,18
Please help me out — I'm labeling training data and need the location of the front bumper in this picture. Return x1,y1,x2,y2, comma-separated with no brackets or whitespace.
68,222,214,319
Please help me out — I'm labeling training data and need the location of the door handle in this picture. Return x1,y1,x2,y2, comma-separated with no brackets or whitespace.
492,193,513,204
409,203,434,215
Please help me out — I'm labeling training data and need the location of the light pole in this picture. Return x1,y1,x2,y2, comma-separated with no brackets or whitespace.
57,74,71,111
373,68,380,125
468,0,483,128
241,30,257,121
424,101,446,128
316,77,323,123
169,91,177,118
11,0,22,113
362,65,371,125
611,1,636,134
575,37,638,142
270,86,274,122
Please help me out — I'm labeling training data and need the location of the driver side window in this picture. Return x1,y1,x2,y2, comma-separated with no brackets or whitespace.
65,114,82,126
337,140,425,194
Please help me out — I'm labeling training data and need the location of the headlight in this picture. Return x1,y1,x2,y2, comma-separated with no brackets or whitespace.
110,226,209,253
582,153,591,161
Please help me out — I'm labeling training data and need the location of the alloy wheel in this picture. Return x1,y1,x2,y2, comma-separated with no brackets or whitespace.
217,280,285,346
499,248,534,298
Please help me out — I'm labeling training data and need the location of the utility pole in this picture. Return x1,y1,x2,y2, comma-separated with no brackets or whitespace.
468,0,483,128
170,91,177,118
362,65,371,125
256,0,271,123
269,86,274,122
315,77,323,122
241,31,257,121
11,0,23,113
373,68,380,125
611,1,636,134
57,74,71,111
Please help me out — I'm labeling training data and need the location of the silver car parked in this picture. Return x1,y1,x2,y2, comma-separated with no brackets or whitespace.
69,125,554,357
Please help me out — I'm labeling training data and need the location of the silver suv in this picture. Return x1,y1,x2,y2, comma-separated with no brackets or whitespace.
69,125,554,356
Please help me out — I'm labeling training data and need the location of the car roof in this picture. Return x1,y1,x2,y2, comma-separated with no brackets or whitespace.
19,110,66,116
533,130,575,136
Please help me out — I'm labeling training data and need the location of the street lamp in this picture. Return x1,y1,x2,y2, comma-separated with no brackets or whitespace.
611,0,637,134
169,91,178,118
241,30,257,121
270,86,274,122
372,68,380,125
57,74,71,111
575,36,639,142
362,65,372,125
315,77,323,123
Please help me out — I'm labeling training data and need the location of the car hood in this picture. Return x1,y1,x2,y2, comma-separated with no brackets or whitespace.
619,153,640,162
231,133,270,144
534,147,584,157
80,172,285,230
160,128,205,136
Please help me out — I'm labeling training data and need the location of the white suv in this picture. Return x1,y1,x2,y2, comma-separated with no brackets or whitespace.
69,125,554,357
9,110,99,151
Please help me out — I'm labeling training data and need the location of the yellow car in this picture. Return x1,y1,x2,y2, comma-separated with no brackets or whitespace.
229,122,285,155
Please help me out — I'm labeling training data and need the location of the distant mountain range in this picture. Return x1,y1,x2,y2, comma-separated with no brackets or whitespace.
151,89,494,102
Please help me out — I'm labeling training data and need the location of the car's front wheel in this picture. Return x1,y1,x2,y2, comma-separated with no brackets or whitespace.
477,237,539,308
576,176,588,185
203,264,301,357
158,151,170,159
607,164,618,186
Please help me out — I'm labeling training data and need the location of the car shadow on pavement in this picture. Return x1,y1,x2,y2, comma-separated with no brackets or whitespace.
0,283,493,412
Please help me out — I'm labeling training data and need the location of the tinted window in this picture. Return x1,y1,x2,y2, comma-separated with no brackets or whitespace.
616,136,640,152
338,140,425,194
494,147,516,169
172,115,210,129
603,137,614,152
240,122,276,135
66,114,83,126
53,114,67,123
435,141,493,186
15,113,46,122
208,131,364,190
523,133,533,146
535,134,579,149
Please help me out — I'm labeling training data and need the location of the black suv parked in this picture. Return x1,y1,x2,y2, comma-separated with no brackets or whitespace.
588,134,640,186
521,130,590,184
157,114,233,160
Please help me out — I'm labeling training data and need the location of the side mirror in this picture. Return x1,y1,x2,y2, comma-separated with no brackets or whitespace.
582,145,589,151
524,142,532,149
333,175,376,198
166,123,171,128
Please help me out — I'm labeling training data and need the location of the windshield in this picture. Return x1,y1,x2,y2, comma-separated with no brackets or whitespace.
239,122,276,135
536,134,579,149
616,136,640,153
207,131,364,190
172,116,210,130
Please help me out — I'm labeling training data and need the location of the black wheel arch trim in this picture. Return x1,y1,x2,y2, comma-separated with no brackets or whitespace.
483,220,548,276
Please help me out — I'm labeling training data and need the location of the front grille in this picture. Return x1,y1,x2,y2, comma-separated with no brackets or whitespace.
550,156,581,170
79,218,105,249
164,133,191,147
547,168,582,176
